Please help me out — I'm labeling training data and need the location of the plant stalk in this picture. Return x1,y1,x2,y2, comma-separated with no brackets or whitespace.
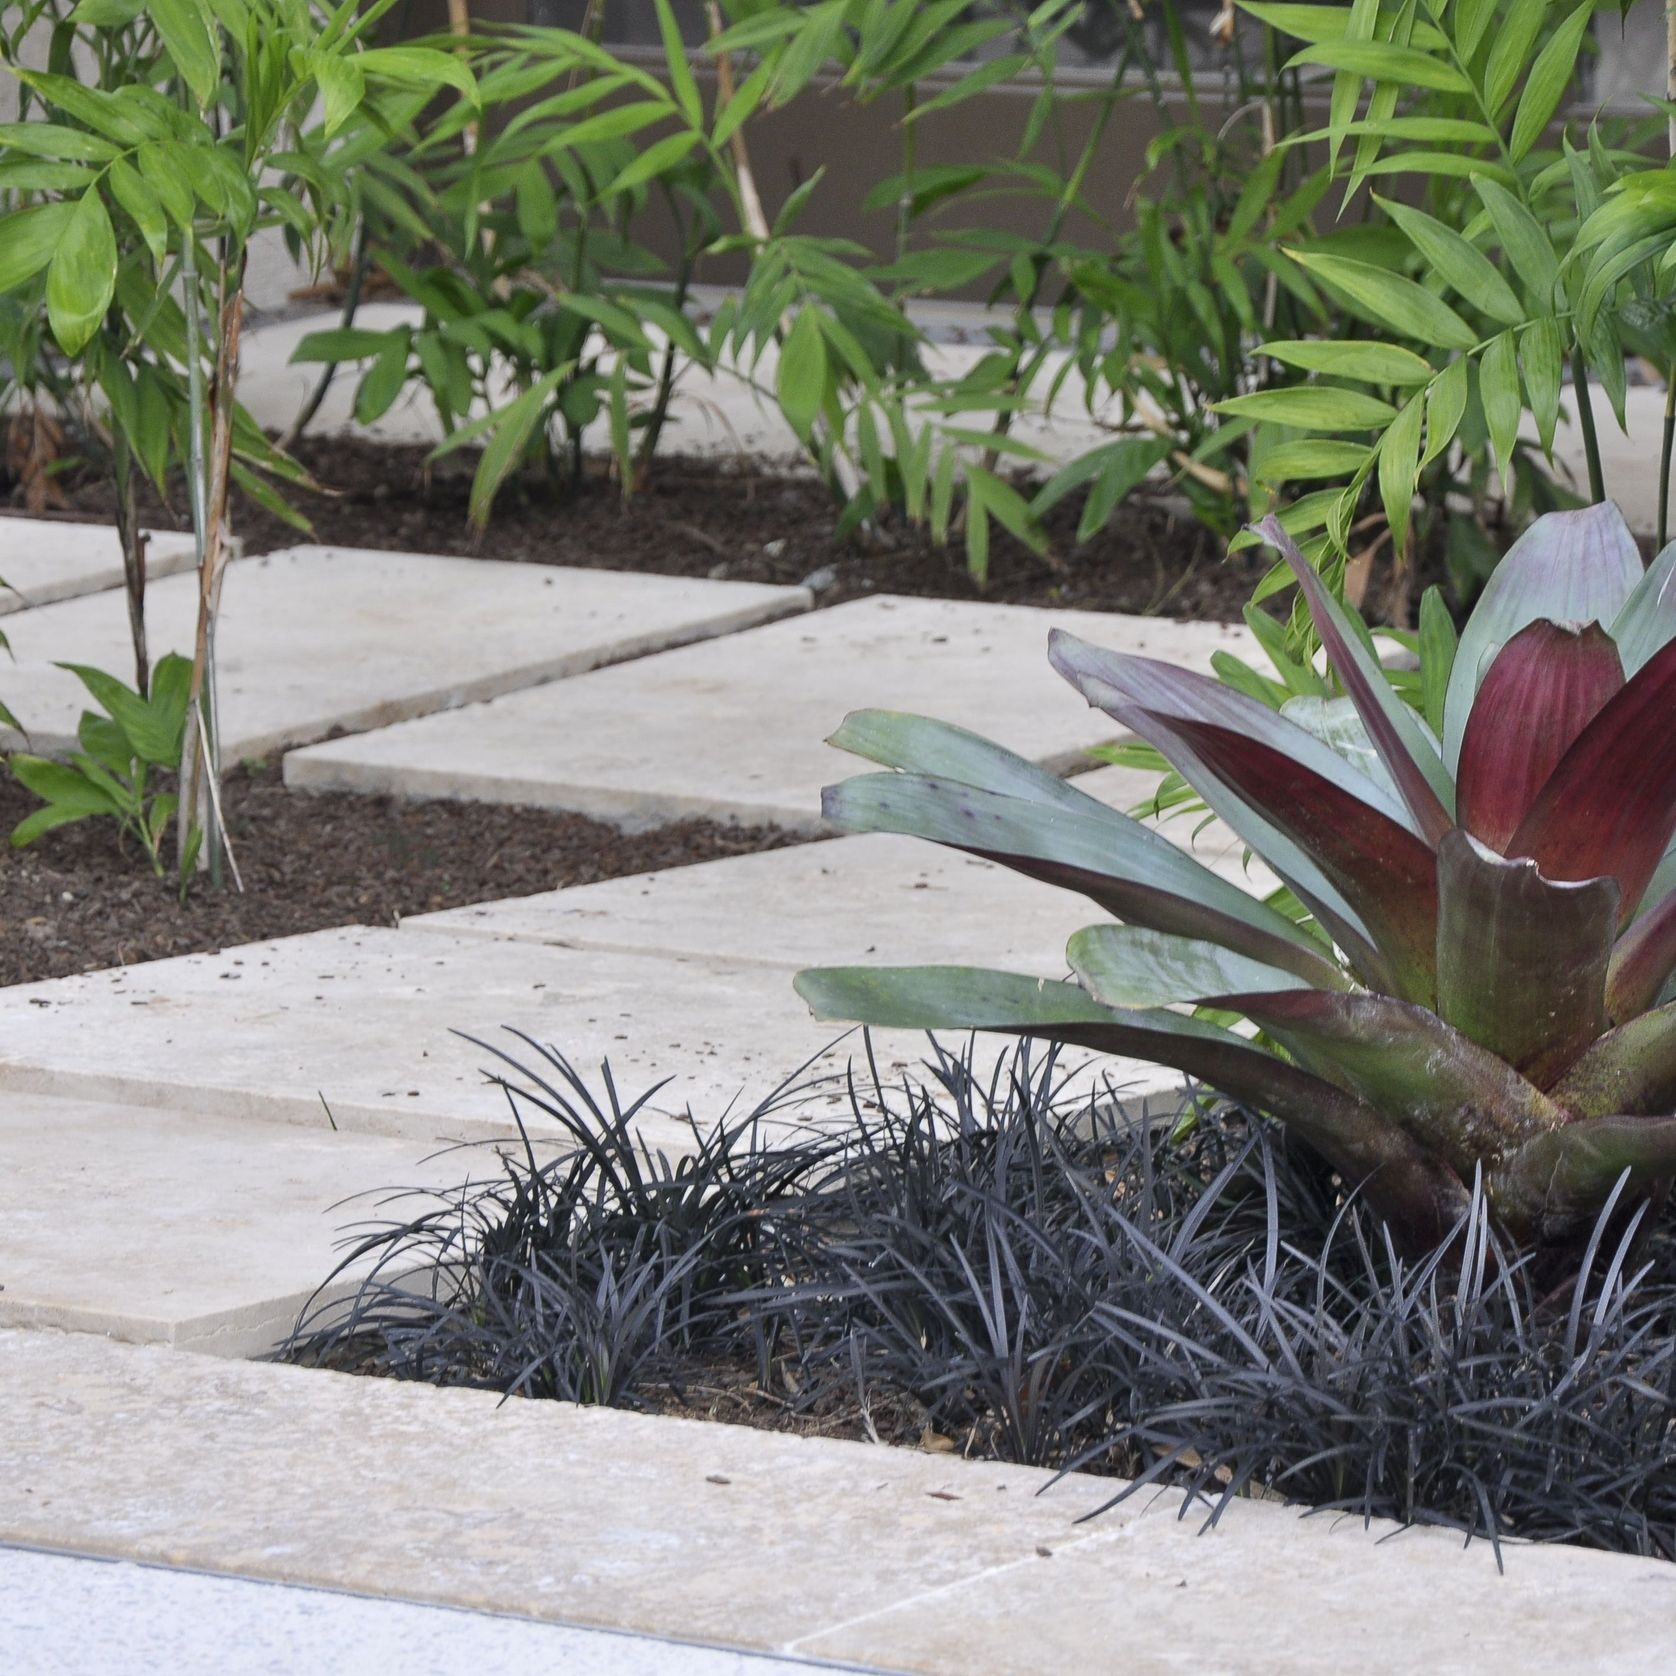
1662,372,1674,552
111,430,149,697
1569,346,1605,506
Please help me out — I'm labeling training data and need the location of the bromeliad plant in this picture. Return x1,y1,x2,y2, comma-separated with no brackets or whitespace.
797,501,1676,1257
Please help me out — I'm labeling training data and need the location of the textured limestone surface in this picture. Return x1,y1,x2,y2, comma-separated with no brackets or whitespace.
0,1546,867,1676
0,518,197,616
0,1093,492,1356
284,594,1258,830
405,766,1278,969
2,1332,1671,1676
0,926,1179,1145
0,545,809,756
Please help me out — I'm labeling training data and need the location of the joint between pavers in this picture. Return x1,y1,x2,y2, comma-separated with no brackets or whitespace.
779,1522,1130,1657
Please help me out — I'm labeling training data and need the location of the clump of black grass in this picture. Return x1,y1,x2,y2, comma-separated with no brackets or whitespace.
286,1032,1676,1561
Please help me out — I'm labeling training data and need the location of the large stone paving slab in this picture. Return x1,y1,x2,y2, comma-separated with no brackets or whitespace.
0,517,197,615
3,1332,1670,1676
0,927,1180,1147
0,545,809,757
285,595,1257,831
406,808,1278,970
0,1548,863,1676
0,1093,491,1358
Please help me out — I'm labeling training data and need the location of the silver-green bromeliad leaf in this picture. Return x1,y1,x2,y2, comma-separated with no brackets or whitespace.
1067,924,1304,1010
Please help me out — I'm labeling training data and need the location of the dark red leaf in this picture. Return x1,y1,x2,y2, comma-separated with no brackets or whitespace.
1253,515,1455,845
1456,621,1624,853
1607,890,1676,1023
1435,830,1617,1088
1508,635,1676,918
1138,711,1440,1005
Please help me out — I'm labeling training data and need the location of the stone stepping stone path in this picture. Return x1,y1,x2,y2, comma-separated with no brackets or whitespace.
0,544,809,756
3,1329,1666,1676
0,1091,489,1358
285,593,1256,830
409,785,1278,970
0,926,1182,1151
0,517,196,615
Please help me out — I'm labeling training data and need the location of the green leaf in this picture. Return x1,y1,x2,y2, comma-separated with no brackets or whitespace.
46,190,117,356
1287,41,1469,91
1374,196,1523,327
1259,339,1435,385
290,327,398,364
652,0,702,126
1472,177,1559,313
1483,0,1551,116
1421,357,1468,470
1288,251,1478,350
1257,439,1371,482
1418,587,1456,739
150,0,221,110
1508,3,1591,163
1377,395,1423,558
107,159,168,266
0,122,120,162
1215,387,1399,431
464,368,566,529
137,143,196,230
602,132,700,199
0,202,78,295
776,308,827,442
9,754,121,818
355,46,478,104
354,330,413,425
1479,331,1521,482
312,54,366,137
1521,318,1564,456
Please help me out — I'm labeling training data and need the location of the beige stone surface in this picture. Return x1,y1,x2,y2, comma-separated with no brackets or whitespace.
1,1330,1670,1674
0,518,197,615
407,834,1101,971
0,545,809,757
407,812,1277,971
0,926,1178,1146
284,595,1257,831
0,1093,490,1357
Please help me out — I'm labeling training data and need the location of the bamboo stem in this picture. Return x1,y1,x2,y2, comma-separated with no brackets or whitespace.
1569,346,1606,506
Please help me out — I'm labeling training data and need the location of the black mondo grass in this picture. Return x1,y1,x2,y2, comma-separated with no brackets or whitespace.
285,1034,1676,1562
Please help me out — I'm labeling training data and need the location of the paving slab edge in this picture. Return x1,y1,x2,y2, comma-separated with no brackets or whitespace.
3,1329,1673,1676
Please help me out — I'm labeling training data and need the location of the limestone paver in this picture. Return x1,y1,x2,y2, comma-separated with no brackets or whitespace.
0,1548,866,1676
2,1331,1670,1675
0,927,1180,1146
0,545,809,757
0,517,197,614
284,595,1257,831
0,1093,498,1357
406,821,1277,971
407,835,1098,971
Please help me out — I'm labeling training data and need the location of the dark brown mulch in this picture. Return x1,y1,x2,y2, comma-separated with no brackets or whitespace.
52,435,1270,623
0,761,798,986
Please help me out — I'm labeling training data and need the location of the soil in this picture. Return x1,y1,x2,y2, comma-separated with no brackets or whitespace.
0,761,798,986
50,435,1277,623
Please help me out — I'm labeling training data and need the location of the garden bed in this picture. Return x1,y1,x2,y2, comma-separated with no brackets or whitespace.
45,437,1292,623
0,762,796,985
287,1043,1676,1562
